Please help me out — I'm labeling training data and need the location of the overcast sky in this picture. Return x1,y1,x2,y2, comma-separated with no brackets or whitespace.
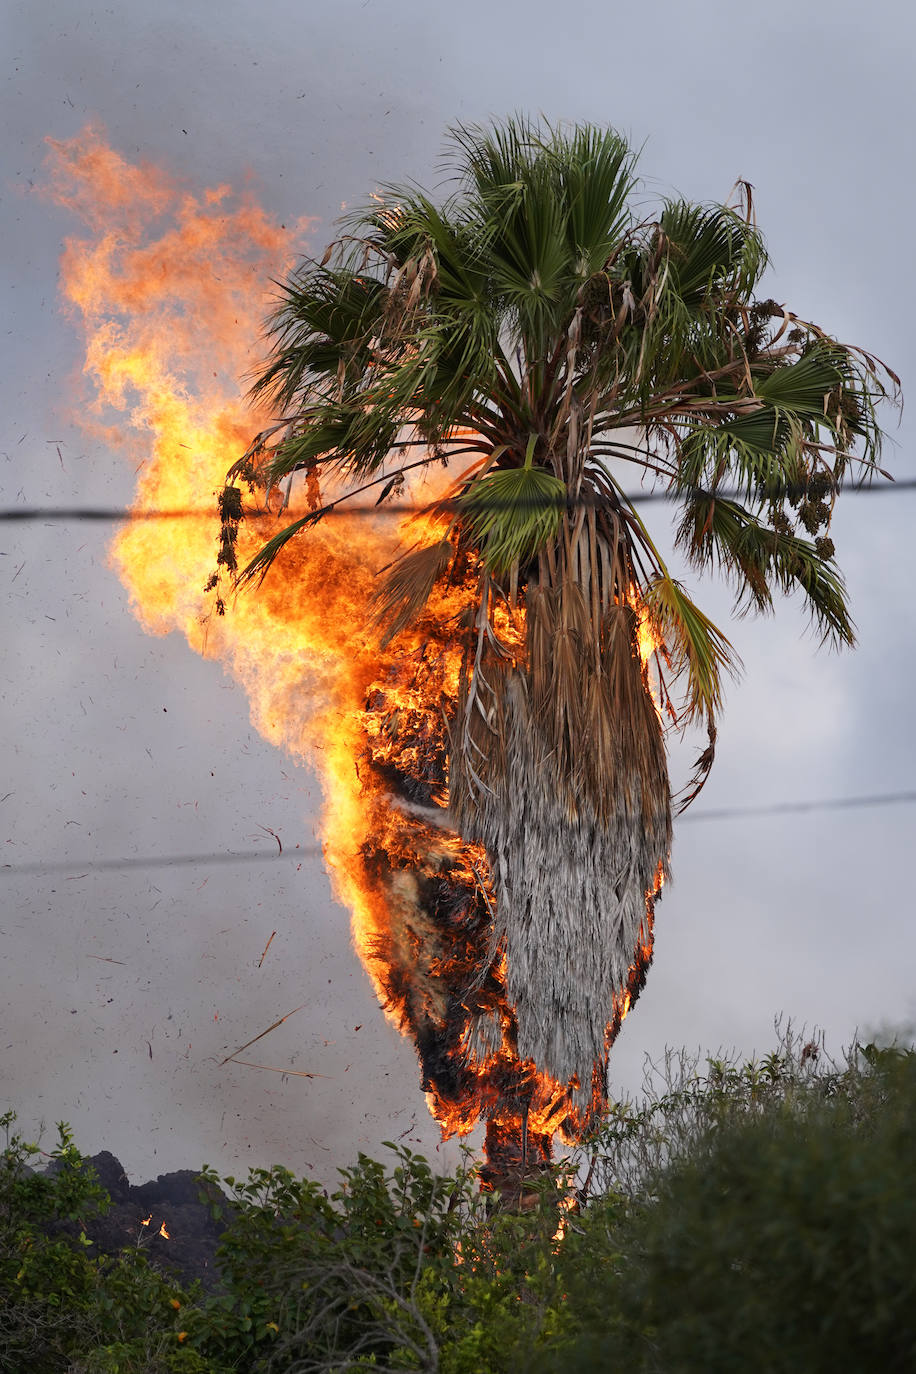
3,0,915,1186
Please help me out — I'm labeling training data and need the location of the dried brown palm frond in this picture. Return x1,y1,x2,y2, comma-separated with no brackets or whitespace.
527,580,591,816
373,538,455,646
599,602,671,833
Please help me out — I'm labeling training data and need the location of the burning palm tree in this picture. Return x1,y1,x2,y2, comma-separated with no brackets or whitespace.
226,117,896,1098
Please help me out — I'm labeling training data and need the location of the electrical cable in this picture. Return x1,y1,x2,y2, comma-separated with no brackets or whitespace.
2,478,915,523
3,789,914,877
677,789,916,823
1,849,310,876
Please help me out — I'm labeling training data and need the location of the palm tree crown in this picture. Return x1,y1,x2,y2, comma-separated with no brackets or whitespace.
227,117,897,1089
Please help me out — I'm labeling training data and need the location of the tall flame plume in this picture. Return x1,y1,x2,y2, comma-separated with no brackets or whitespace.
46,130,659,1185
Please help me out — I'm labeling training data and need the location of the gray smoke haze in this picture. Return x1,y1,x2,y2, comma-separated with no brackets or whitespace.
2,0,914,1187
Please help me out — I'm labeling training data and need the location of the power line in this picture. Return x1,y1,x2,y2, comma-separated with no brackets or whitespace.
1,849,310,877
678,789,916,823
3,789,914,878
1,479,914,524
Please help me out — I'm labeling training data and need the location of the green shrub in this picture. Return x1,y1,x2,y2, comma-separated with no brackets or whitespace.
0,1112,207,1373
4,1033,915,1374
560,1041,916,1373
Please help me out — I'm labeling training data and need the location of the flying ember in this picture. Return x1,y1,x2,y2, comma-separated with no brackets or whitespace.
46,129,659,1183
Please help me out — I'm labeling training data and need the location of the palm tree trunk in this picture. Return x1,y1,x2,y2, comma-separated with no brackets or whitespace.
450,541,671,1090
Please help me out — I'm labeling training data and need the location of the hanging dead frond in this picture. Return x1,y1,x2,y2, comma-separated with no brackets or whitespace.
374,538,455,645
675,715,718,813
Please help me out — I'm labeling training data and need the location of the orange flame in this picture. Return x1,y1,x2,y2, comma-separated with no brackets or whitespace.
46,130,660,1170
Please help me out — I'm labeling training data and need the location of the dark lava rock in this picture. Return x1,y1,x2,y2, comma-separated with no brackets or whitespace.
83,1149,131,1204
49,1152,230,1293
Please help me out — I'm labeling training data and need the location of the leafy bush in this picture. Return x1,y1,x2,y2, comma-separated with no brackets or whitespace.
550,1034,916,1374
613,1044,916,1373
0,1110,204,1373
3,1031,915,1373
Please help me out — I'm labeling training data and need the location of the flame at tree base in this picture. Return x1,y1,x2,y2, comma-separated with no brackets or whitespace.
45,127,660,1186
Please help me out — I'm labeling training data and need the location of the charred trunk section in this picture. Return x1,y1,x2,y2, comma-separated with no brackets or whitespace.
355,639,659,1201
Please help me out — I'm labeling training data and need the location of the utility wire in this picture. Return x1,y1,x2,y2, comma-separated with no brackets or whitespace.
2,479,915,523
1,849,309,876
3,790,914,878
678,789,916,823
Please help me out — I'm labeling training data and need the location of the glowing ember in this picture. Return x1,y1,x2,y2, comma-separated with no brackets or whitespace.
46,129,659,1176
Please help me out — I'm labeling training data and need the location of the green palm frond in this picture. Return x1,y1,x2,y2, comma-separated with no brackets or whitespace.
676,493,855,644
658,201,766,304
754,348,844,413
458,455,566,575
250,268,387,413
643,575,741,722
264,401,404,487
555,124,636,269
676,408,794,497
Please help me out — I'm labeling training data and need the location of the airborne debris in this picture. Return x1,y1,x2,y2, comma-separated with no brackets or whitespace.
257,825,282,854
219,1004,308,1066
257,930,277,967
227,1059,331,1080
